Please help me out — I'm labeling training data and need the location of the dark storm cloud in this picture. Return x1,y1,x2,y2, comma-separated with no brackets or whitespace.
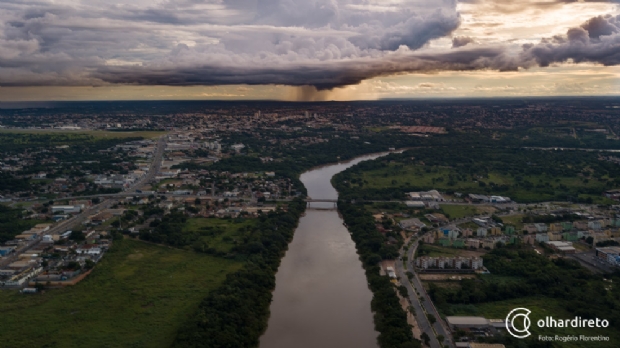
93,46,517,90
0,0,620,90
0,0,463,88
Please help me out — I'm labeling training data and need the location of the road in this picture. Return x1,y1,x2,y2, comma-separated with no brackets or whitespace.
1,136,167,268
399,240,455,348
568,250,614,273
128,136,166,191
395,254,440,348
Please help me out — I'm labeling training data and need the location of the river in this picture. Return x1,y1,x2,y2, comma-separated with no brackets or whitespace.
260,153,393,348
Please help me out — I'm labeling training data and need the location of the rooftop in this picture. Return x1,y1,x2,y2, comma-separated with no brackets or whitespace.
446,316,490,326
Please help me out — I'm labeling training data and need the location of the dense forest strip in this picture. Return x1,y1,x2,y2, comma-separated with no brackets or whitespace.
338,200,421,348
172,198,306,348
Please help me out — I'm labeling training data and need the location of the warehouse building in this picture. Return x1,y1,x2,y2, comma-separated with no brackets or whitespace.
446,316,490,331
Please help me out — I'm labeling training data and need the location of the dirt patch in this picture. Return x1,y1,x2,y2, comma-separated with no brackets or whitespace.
477,205,497,214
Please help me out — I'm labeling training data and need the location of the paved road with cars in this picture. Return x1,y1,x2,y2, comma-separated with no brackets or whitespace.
395,252,441,348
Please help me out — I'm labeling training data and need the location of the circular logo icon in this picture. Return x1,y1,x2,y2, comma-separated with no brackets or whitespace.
506,308,531,339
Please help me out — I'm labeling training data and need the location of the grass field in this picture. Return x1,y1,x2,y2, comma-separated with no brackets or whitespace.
418,244,485,258
183,217,257,253
0,129,166,139
500,214,525,230
356,163,614,203
447,296,620,348
0,238,242,348
440,204,484,219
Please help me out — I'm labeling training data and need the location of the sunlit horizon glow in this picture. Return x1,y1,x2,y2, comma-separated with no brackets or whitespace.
1,0,619,101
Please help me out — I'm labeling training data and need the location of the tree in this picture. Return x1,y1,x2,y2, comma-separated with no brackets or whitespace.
84,259,95,270
69,230,85,241
427,313,436,324
421,332,430,346
437,334,445,344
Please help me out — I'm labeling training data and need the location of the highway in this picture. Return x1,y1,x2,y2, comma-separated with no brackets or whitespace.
128,136,165,191
2,136,167,268
50,136,166,235
403,240,455,348
395,255,440,348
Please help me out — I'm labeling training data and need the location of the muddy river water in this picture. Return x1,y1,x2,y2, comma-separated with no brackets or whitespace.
260,153,393,348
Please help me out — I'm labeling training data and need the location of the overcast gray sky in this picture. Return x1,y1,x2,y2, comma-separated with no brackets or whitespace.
1,0,619,101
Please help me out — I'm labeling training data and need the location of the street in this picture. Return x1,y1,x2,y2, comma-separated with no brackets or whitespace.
397,239,455,348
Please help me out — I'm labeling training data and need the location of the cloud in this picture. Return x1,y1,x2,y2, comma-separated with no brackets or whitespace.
522,14,620,66
452,36,476,47
0,0,460,87
0,0,619,91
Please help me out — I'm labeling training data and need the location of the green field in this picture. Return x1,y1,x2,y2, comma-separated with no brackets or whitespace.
417,244,484,258
500,214,525,230
0,238,242,348
183,217,257,254
440,204,483,219
448,296,620,348
356,163,615,203
0,129,166,139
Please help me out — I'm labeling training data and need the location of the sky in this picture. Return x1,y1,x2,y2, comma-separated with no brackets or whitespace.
1,0,620,101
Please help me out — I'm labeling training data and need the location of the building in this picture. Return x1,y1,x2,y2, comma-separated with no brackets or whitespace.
446,316,490,331
490,227,501,236
522,234,536,245
399,218,426,230
548,232,562,241
546,241,576,254
534,223,548,232
596,246,620,266
535,233,549,242
524,224,538,234
588,220,602,230
408,190,445,201
468,194,490,203
480,239,495,249
473,218,487,226
604,189,620,200
562,232,579,241
0,246,15,256
405,201,426,208
476,228,487,237
231,144,245,152
51,205,82,214
466,239,480,249
574,221,589,230
490,196,511,203
549,223,563,232
421,234,435,244
416,256,483,270
385,266,396,278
